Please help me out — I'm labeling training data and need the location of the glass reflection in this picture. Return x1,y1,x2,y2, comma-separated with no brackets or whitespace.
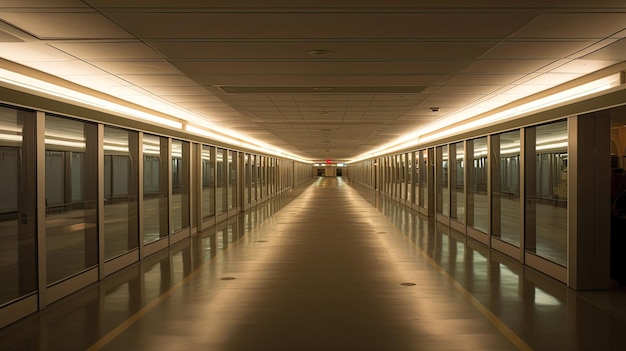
244,153,250,206
450,142,465,223
525,121,568,266
45,115,98,284
229,150,237,210
143,134,168,244
414,152,420,206
216,148,227,215
201,145,215,220
492,130,521,246
171,139,190,233
0,106,36,304
468,137,488,233
420,150,429,209
436,145,449,217
104,126,139,260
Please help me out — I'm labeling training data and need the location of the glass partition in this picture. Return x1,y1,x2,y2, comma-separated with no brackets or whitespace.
492,130,521,246
414,152,420,206
261,156,267,199
450,142,465,223
171,139,189,233
243,153,250,206
104,126,139,259
229,150,237,210
45,115,98,284
405,153,411,202
468,137,488,233
420,149,429,209
143,134,168,244
525,120,568,266
251,155,258,202
201,145,215,220
0,106,36,304
436,145,449,217
216,148,227,215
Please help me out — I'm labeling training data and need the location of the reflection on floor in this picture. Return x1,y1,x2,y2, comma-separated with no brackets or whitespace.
1,177,626,350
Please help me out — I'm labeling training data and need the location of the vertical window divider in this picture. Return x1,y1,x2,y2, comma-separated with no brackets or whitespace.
167,138,172,245
520,127,528,263
36,111,47,310
97,124,105,280
138,132,145,259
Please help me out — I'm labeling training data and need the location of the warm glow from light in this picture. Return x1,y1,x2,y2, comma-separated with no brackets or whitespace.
0,68,184,129
349,73,621,164
185,125,312,164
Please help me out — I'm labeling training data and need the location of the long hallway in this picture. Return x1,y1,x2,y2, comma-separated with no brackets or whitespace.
1,177,626,350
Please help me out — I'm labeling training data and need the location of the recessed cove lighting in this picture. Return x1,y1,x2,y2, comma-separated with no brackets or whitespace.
308,49,333,56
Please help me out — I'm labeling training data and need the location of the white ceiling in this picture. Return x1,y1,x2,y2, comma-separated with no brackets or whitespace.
0,1,625,162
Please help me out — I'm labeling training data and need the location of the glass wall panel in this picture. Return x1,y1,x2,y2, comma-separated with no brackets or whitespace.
406,153,412,202
261,156,267,199
492,130,520,246
244,153,250,206
436,145,449,217
450,142,465,223
45,115,98,284
400,154,407,200
414,152,420,206
216,148,227,215
143,134,168,244
467,137,488,233
171,139,189,233
0,107,36,304
104,126,139,260
525,121,568,266
229,150,237,210
419,150,428,209
252,155,258,202
201,145,215,220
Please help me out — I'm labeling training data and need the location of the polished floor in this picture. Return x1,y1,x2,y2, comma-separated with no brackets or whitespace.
2,177,626,350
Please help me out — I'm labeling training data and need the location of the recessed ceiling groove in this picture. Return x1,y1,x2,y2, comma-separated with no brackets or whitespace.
219,86,427,94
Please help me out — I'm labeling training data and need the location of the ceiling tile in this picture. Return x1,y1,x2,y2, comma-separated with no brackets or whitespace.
512,13,626,39
483,41,593,59
0,12,132,39
51,42,162,60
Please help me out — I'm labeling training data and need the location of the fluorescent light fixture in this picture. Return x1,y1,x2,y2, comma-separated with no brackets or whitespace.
186,124,243,146
0,65,314,164
420,73,620,143
186,124,312,164
0,68,184,129
350,73,621,163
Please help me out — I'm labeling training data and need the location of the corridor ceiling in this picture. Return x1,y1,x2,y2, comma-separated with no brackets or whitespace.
0,1,625,162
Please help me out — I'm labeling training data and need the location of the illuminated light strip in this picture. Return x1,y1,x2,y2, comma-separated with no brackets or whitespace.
0,68,184,130
186,125,312,164
185,124,244,146
0,67,313,163
349,73,622,163
420,74,620,143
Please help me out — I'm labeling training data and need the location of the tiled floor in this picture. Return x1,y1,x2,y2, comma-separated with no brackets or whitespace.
1,177,626,350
